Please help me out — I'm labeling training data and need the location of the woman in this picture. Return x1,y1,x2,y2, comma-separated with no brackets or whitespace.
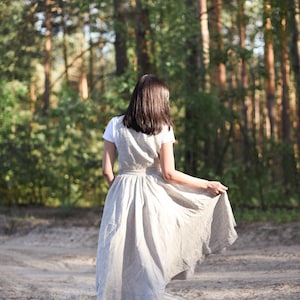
96,74,237,300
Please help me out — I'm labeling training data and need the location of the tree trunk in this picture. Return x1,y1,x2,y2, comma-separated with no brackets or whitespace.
280,11,291,142
98,13,105,93
135,0,152,75
237,0,251,163
263,0,276,139
208,0,227,174
88,7,94,91
60,0,69,85
290,0,300,152
184,0,201,175
209,0,226,97
198,0,210,92
43,0,52,115
98,35,105,93
280,4,296,193
79,19,88,100
113,0,129,76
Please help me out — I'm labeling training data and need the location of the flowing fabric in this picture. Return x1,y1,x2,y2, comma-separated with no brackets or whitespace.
96,116,237,300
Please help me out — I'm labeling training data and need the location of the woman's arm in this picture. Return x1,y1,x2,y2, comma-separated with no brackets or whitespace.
160,142,228,195
102,140,116,186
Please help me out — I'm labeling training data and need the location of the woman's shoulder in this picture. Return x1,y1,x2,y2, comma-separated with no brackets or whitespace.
160,124,174,134
108,115,124,126
158,124,175,144
103,115,125,142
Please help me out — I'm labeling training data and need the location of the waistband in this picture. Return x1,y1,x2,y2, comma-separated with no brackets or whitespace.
118,167,160,176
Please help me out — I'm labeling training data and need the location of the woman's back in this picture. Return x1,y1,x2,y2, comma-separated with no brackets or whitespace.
104,115,175,173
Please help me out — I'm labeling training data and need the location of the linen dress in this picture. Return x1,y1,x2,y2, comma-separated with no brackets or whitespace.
96,115,238,300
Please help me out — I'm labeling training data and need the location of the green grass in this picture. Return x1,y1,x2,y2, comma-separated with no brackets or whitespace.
1,205,299,227
234,207,300,224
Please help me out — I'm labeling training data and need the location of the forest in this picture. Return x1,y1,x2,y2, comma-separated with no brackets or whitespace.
0,0,299,214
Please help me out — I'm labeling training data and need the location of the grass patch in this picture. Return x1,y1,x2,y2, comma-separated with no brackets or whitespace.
234,207,300,224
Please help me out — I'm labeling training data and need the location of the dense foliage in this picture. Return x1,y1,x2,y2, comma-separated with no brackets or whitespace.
0,0,299,211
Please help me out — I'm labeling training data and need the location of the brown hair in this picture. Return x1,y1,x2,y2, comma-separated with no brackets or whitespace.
123,74,173,135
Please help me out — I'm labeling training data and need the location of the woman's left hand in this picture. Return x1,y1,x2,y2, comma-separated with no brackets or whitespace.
207,181,228,196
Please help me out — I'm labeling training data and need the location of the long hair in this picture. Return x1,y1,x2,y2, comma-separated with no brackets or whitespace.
123,74,173,135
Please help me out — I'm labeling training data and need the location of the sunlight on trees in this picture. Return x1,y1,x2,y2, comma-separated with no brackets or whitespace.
0,0,299,211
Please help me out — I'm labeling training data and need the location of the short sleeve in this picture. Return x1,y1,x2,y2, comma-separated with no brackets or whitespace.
161,126,175,144
103,118,115,143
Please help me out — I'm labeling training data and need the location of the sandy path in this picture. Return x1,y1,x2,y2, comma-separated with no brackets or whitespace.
0,212,299,300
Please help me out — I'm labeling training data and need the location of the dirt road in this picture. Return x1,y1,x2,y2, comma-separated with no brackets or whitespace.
0,209,299,299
